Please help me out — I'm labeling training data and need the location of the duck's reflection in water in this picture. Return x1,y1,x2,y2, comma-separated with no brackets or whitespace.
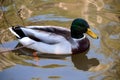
71,51,100,71
15,45,99,70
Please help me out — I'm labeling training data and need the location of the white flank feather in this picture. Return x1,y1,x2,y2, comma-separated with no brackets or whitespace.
19,37,72,54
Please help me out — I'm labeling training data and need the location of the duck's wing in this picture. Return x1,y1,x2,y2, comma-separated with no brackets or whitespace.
28,26,71,40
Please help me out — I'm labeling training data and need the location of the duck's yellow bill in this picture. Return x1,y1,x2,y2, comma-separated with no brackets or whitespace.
86,28,98,39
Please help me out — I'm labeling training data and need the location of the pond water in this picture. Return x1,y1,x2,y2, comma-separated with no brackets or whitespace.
0,0,120,80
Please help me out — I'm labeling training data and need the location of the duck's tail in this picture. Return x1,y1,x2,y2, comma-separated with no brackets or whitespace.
9,26,26,39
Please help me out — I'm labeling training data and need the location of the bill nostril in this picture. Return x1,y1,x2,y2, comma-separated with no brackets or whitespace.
97,36,99,39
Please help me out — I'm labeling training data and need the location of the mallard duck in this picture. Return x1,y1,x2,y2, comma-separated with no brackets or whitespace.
9,18,98,54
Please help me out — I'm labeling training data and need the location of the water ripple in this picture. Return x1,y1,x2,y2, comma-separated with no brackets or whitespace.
28,14,73,22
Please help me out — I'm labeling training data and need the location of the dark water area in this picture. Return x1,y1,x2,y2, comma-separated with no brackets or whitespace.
0,0,120,80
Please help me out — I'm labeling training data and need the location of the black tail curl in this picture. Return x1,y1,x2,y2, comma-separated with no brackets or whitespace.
12,25,26,39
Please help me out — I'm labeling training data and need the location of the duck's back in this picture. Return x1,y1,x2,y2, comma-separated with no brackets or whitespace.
27,26,71,40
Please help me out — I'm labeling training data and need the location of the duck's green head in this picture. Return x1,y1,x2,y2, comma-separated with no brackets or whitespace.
71,18,98,39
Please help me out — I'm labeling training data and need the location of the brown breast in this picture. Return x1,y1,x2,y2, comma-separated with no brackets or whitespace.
72,37,90,54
